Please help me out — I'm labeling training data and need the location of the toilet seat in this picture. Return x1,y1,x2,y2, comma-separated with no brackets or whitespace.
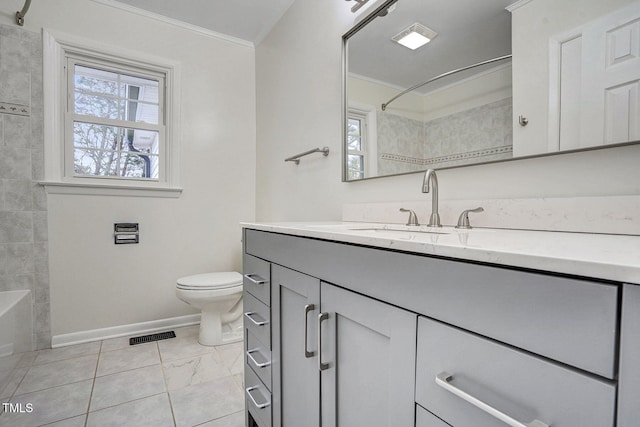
176,272,243,291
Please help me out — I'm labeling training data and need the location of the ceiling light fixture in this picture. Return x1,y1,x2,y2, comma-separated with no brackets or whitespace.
392,23,438,50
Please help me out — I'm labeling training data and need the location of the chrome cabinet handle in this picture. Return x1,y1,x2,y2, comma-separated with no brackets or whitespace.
304,304,315,358
244,274,268,285
246,349,271,368
318,312,329,371
246,385,271,409
244,311,268,327
435,372,549,427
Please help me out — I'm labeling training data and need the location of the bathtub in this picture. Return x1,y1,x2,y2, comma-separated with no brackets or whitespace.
0,290,33,398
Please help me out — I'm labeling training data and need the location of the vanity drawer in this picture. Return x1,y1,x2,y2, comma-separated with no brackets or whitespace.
243,253,271,306
416,405,451,427
245,363,272,427
415,317,616,427
244,229,618,378
244,292,271,350
246,329,272,391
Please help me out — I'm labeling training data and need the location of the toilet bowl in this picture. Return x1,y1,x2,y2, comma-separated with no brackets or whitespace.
176,272,243,346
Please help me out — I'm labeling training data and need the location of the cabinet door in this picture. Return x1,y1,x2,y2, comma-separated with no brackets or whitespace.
272,265,321,427
618,284,640,426
319,282,416,427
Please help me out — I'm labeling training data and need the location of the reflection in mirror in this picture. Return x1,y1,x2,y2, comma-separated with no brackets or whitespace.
343,0,640,181
344,0,513,180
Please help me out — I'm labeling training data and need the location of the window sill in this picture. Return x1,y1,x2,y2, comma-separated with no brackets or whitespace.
39,181,183,198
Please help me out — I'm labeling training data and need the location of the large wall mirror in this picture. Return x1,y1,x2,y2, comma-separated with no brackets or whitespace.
342,0,640,181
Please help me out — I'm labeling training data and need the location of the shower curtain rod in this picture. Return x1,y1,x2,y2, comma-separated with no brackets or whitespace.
15,0,32,26
381,54,512,111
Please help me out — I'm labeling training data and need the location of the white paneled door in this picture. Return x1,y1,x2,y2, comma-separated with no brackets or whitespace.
554,2,640,150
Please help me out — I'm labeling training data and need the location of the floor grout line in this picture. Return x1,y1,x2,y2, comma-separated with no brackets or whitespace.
157,342,178,426
83,339,103,426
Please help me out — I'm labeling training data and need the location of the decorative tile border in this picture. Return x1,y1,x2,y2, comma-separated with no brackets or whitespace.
380,145,513,166
0,102,30,116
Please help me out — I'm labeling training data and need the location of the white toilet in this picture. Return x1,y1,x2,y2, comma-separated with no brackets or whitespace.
176,272,243,346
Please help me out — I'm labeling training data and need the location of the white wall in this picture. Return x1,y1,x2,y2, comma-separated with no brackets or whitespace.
255,0,640,222
1,0,256,336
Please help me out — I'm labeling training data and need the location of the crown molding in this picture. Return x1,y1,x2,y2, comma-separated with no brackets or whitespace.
89,0,254,48
506,0,533,13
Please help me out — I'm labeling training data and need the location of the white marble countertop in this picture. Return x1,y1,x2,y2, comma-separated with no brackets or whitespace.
241,222,640,284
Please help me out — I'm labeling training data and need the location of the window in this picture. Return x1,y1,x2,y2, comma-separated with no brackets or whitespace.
68,61,163,180
347,111,367,180
43,31,181,196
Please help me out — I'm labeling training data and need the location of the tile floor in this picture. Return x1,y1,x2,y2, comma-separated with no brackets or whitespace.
0,326,245,427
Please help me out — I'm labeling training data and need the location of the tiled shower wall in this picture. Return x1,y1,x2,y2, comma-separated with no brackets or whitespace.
0,24,50,350
377,98,513,175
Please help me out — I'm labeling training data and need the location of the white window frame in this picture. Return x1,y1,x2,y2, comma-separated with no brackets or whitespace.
42,29,182,197
347,105,378,180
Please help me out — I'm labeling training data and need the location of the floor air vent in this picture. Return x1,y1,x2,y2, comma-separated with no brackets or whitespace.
129,331,176,346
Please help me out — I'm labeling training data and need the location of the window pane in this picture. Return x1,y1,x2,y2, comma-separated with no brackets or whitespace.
119,153,157,178
74,65,160,124
74,92,124,120
348,118,362,136
122,128,159,154
347,135,362,151
348,154,364,180
74,65,124,97
125,101,159,125
73,122,159,179
74,148,119,177
73,122,121,151
121,74,159,99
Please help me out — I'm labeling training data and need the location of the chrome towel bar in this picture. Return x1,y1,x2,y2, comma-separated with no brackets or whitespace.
285,146,330,165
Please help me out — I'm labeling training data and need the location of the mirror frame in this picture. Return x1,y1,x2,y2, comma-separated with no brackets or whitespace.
341,0,640,182
342,0,399,182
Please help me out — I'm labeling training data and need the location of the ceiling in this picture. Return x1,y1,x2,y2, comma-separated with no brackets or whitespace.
111,0,298,45
106,0,513,93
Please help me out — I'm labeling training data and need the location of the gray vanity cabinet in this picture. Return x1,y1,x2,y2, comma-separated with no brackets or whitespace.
270,264,416,426
243,228,629,427
319,282,417,427
271,265,320,426
618,284,640,427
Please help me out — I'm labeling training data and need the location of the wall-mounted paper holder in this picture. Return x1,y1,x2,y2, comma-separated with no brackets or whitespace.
114,223,139,244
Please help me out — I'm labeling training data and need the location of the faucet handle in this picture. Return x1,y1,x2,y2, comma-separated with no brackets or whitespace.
399,208,420,226
455,207,484,229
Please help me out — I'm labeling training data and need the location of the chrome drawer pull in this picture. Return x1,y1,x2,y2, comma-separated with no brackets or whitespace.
246,385,271,409
435,372,549,427
244,311,269,327
244,274,268,285
318,312,329,371
247,349,271,368
304,304,315,358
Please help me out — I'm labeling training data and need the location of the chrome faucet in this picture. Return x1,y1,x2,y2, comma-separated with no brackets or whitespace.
421,169,441,227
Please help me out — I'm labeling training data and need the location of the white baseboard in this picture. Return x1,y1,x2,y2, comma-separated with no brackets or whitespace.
51,314,201,348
